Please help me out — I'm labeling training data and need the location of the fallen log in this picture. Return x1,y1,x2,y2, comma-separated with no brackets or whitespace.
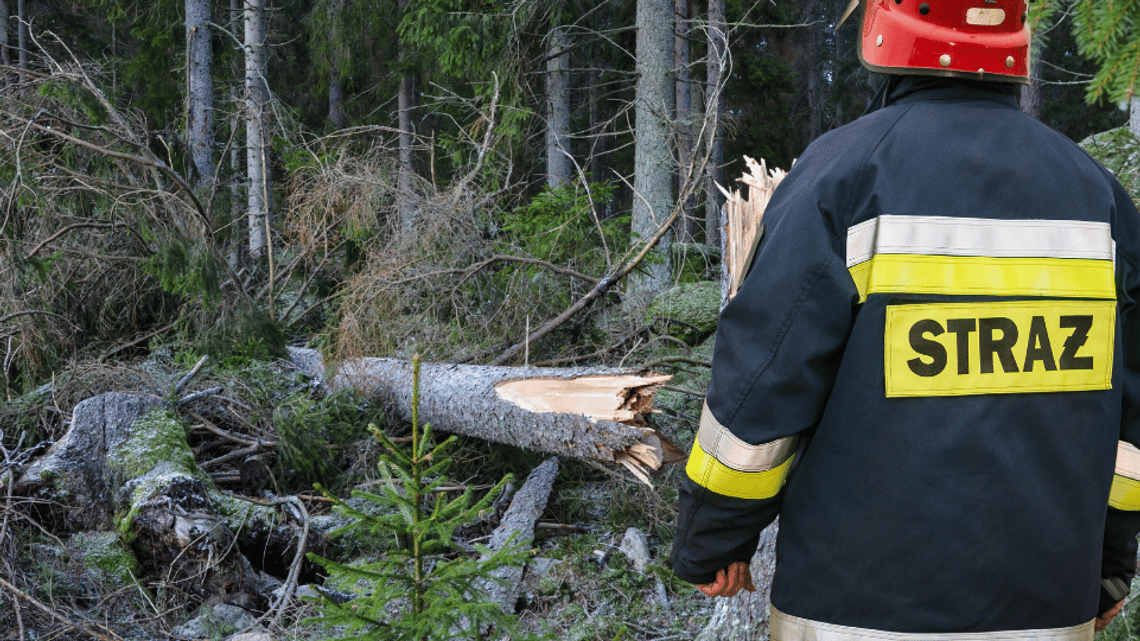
480,457,559,613
287,348,681,477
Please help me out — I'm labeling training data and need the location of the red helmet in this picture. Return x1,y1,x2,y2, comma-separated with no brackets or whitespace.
847,0,1030,85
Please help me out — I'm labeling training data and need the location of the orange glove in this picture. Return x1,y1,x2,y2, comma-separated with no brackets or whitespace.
1095,599,1125,632
697,561,755,598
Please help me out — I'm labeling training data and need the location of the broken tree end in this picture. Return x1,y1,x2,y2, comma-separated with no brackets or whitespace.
493,372,671,425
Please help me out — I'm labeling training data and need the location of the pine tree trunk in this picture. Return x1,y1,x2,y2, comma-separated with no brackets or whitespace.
0,0,10,71
546,25,572,188
1021,38,1044,119
16,0,26,74
631,0,675,295
229,0,243,268
245,0,269,257
398,0,416,234
1131,96,1139,139
675,0,694,243
186,0,214,188
704,0,726,252
327,0,347,129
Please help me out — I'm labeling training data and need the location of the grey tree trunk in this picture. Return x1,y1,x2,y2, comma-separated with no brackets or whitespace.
631,0,675,295
1021,37,1044,119
17,0,26,72
1,0,10,70
696,520,779,641
228,0,243,268
245,0,269,257
675,0,694,243
704,0,726,252
398,0,416,233
186,0,215,188
327,0,347,129
545,25,572,188
1131,96,1139,139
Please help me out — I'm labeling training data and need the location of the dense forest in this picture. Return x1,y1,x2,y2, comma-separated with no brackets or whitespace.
0,1,1138,640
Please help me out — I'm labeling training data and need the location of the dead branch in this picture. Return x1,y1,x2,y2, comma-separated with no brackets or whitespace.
0,575,126,641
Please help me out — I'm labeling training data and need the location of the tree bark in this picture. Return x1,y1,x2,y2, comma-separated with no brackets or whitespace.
704,0,726,252
1021,37,1044,120
17,0,26,74
1131,96,1139,139
289,348,677,470
675,0,694,243
327,0,347,129
631,0,675,295
546,24,572,188
398,0,417,234
245,0,269,257
0,0,10,70
186,0,215,188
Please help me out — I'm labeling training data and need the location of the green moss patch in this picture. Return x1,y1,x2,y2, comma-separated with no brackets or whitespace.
647,281,721,345
107,407,201,481
67,531,139,585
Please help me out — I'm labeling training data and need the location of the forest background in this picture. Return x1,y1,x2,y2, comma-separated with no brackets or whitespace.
0,0,1138,640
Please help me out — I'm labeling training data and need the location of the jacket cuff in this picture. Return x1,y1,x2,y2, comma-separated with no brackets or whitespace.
670,476,779,585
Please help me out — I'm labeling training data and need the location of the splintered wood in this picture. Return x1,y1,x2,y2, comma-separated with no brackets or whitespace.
494,374,671,423
718,155,787,302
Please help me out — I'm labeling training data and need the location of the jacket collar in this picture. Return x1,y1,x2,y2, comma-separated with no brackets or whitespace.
884,75,1021,108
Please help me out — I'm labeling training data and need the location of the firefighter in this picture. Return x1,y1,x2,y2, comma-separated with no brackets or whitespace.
670,0,1140,638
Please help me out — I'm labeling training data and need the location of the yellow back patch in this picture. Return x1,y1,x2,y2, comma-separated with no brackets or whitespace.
884,301,1115,397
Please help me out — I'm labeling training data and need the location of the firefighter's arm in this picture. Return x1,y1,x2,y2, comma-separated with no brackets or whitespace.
669,158,859,589
1101,182,1140,624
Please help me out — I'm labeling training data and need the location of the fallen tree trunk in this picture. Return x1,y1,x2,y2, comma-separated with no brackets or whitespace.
288,348,680,476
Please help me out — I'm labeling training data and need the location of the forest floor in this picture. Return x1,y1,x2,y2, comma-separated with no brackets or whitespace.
0,337,720,641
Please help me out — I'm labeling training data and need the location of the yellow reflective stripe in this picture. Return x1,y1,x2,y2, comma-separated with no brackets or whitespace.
686,437,793,500
1109,475,1140,511
697,401,798,472
1110,441,1140,511
848,254,1115,303
771,606,1094,641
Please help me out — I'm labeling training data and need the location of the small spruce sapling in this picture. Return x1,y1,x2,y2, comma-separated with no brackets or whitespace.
307,355,531,640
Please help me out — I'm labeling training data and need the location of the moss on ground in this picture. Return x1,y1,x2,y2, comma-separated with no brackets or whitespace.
108,407,201,481
67,531,139,585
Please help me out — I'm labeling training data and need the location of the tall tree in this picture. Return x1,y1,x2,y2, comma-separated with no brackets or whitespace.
326,0,348,129
545,23,572,188
1020,38,1044,119
1133,97,1140,138
631,0,675,294
186,0,214,188
245,0,269,257
674,0,693,242
397,0,416,233
704,0,726,252
1,0,9,70
16,0,26,73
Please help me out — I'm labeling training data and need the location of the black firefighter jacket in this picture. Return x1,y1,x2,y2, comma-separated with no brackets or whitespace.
670,77,1140,640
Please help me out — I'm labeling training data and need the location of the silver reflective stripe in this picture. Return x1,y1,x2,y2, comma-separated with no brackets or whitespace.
1116,441,1140,480
771,607,1094,641
696,401,796,473
846,216,1114,269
